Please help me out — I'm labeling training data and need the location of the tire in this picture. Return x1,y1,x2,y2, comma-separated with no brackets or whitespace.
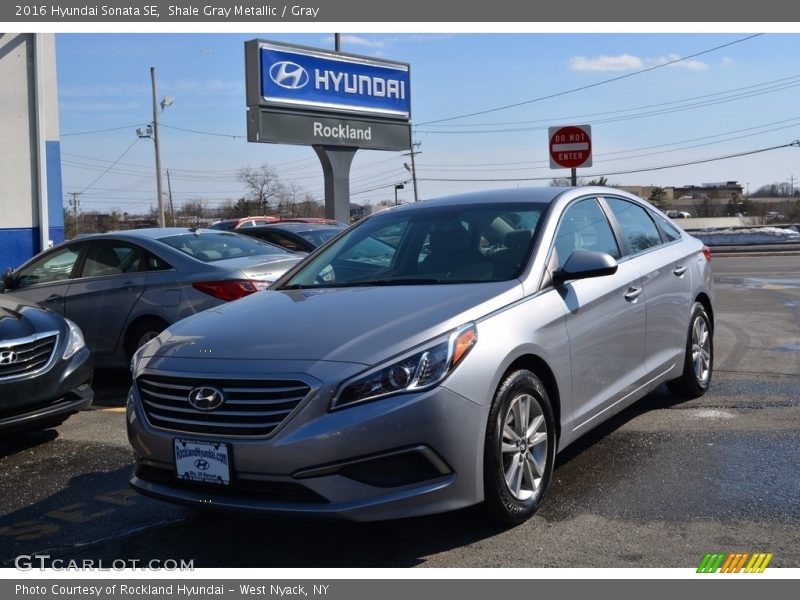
483,369,556,526
667,302,713,398
125,318,168,361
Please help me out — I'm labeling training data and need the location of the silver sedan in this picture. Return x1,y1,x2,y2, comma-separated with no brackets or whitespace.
127,188,713,524
1,229,303,367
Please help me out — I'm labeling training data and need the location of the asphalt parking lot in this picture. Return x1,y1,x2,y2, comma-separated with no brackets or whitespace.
0,254,798,568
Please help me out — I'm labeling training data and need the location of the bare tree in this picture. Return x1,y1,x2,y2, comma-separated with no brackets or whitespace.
237,164,283,214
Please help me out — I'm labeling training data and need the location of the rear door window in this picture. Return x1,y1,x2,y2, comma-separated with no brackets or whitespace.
604,198,663,255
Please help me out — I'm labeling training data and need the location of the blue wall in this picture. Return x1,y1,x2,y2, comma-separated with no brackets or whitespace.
47,140,64,246
0,228,38,270
0,140,63,271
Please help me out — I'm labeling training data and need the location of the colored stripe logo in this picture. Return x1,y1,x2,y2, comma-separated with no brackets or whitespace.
697,552,773,573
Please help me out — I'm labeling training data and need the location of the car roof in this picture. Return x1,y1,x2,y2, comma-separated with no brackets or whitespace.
74,228,235,241
378,186,648,214
249,223,345,233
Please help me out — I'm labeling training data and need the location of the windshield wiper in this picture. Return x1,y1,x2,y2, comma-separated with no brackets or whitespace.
332,278,446,287
279,278,444,290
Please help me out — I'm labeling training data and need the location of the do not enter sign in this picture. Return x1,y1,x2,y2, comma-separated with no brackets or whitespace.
549,125,592,169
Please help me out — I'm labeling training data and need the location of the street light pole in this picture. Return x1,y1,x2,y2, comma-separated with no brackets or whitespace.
150,67,165,228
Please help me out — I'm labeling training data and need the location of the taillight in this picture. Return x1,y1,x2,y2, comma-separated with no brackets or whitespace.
192,280,261,301
702,246,712,262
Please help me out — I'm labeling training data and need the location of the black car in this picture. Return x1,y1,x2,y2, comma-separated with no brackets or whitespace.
238,222,346,253
0,293,93,432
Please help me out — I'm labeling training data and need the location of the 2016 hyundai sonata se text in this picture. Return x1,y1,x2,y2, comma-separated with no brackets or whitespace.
127,187,713,524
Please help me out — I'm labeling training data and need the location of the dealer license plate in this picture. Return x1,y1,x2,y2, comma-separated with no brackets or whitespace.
174,438,231,485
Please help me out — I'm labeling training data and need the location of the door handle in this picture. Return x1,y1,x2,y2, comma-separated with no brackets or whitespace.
624,286,643,302
672,265,688,277
43,294,62,303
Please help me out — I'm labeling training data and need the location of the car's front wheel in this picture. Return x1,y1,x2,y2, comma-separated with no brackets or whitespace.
483,369,556,525
667,301,713,398
125,317,168,361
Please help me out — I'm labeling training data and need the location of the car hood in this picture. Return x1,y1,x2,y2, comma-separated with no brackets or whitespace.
143,281,523,366
0,294,61,341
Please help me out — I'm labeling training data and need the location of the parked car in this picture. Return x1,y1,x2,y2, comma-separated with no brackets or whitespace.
278,217,349,227
238,222,347,253
1,229,303,368
1,293,93,432
127,187,713,524
209,216,280,231
666,210,692,219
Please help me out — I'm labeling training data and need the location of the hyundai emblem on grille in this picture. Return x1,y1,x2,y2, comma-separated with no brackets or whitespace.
0,351,19,365
187,386,225,411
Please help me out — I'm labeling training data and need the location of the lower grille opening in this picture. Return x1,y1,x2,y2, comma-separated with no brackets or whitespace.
135,464,329,504
295,446,452,489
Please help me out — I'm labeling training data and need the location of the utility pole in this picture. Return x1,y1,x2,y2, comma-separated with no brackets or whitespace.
67,192,81,235
150,67,165,228
403,141,421,202
166,169,175,226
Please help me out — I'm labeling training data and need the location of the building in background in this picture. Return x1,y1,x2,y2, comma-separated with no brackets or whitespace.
0,33,63,270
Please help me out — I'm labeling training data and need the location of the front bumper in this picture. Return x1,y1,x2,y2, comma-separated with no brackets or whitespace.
0,346,94,432
127,375,488,522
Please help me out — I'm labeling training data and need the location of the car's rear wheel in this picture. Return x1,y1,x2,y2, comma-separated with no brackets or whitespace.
667,301,713,398
125,317,168,361
483,369,556,525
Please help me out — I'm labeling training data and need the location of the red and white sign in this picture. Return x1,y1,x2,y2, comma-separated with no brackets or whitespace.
549,125,592,169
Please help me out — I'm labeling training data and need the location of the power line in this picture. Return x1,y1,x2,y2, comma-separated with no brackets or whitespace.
415,117,800,173
61,124,144,137
78,138,140,194
416,80,800,135
159,123,246,139
417,33,765,126
417,140,799,182
421,74,800,129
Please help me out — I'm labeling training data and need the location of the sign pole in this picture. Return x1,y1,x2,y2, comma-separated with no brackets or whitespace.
313,145,357,223
571,168,577,187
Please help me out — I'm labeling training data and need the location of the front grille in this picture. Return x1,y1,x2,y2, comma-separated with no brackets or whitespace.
0,332,58,380
137,374,311,437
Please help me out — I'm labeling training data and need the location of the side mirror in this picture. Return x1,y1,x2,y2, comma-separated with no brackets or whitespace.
553,249,618,285
1,268,16,292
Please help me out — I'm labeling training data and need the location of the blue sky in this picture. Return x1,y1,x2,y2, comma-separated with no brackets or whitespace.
56,33,800,214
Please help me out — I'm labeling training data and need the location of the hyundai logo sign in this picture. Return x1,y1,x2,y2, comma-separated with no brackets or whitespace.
194,459,210,471
269,61,309,90
187,386,225,411
249,40,411,120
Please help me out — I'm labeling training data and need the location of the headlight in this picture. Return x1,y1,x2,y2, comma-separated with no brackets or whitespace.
62,318,86,359
332,322,477,410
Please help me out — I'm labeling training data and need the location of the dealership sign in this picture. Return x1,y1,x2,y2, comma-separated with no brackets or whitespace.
246,40,411,121
248,109,411,151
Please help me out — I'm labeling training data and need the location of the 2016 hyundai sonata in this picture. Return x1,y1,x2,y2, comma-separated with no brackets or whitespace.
127,187,713,524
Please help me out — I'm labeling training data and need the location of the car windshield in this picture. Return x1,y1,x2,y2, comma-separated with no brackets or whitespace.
297,227,345,247
159,232,295,262
208,221,236,231
279,202,547,289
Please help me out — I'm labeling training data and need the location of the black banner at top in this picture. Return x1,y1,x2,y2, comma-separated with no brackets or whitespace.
4,0,800,22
